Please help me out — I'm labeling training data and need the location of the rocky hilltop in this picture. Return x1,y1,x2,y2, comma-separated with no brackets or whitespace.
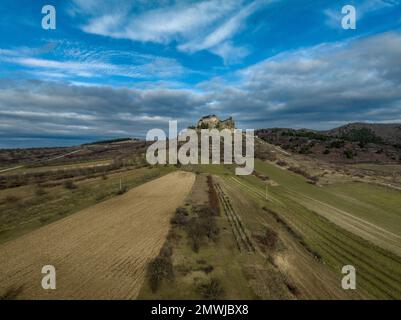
256,122,401,164
196,115,235,130
324,123,401,145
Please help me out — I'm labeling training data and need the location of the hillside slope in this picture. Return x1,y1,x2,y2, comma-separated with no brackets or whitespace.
325,123,401,145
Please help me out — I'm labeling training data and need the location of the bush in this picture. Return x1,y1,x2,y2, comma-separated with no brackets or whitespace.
309,176,319,183
276,160,288,167
172,204,220,252
256,226,279,252
288,166,311,179
147,254,173,293
116,186,128,195
207,176,219,214
195,205,218,218
4,195,19,203
170,207,190,226
186,214,220,252
63,180,77,190
197,278,225,299
329,140,344,148
344,149,354,159
159,243,173,258
200,264,214,274
187,218,204,253
34,187,47,196
299,146,311,154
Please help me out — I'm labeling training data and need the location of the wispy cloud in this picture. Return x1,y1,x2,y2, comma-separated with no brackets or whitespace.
71,0,272,64
0,41,187,82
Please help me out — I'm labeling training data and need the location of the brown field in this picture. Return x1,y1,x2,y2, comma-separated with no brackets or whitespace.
0,171,195,299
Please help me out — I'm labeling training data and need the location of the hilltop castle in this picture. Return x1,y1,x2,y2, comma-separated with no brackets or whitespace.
196,115,235,130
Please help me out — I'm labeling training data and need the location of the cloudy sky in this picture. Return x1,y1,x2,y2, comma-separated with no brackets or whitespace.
1,0,401,147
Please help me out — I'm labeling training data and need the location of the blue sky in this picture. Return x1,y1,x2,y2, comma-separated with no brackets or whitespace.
0,0,401,147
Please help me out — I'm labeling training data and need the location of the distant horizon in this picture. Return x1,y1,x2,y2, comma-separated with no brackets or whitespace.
1,119,401,149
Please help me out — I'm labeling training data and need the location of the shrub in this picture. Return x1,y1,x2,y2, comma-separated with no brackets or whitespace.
207,176,219,214
309,176,319,184
63,180,77,190
187,218,204,253
288,166,311,179
276,160,288,167
200,217,219,241
329,140,344,148
195,205,218,218
34,187,47,196
201,264,214,274
299,146,311,154
4,195,19,203
186,214,220,252
147,254,173,293
197,278,225,299
39,216,51,223
116,186,128,195
256,226,279,252
344,149,354,159
170,207,190,226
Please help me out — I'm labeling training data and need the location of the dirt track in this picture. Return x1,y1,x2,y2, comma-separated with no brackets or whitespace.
0,171,195,299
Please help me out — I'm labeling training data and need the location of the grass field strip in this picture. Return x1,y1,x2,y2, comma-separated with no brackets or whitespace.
281,188,401,257
229,174,401,257
285,188,401,241
278,199,401,299
285,203,401,298
214,183,255,253
0,150,83,174
224,174,401,299
230,176,283,205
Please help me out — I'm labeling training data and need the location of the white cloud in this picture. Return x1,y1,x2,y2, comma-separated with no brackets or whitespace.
71,0,271,63
0,43,187,81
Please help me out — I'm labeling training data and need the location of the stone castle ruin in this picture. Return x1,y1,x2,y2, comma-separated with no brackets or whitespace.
196,115,235,130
